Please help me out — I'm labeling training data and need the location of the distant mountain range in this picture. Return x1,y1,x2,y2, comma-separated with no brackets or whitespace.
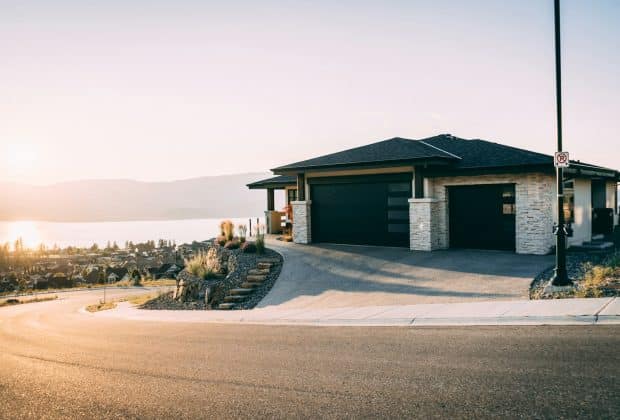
0,173,273,222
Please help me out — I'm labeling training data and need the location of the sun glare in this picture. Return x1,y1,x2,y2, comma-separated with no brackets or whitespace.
7,221,42,250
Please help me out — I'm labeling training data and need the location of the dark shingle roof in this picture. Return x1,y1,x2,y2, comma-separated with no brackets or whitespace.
272,137,458,172
267,134,618,176
422,135,553,169
247,175,296,189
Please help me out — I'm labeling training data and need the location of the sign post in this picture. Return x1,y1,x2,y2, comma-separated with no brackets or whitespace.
551,0,571,287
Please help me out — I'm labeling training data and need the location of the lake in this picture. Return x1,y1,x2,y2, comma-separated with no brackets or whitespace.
0,217,262,249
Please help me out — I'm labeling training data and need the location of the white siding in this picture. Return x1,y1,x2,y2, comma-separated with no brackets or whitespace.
607,181,619,227
568,179,592,246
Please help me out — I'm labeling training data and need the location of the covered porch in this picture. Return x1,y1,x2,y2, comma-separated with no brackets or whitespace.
247,175,298,234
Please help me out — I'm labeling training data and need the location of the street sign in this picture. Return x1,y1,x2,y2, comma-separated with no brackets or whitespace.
554,151,570,168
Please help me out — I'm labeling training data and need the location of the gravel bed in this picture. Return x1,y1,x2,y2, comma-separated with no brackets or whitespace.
530,250,617,299
235,249,283,310
140,245,283,310
140,291,206,310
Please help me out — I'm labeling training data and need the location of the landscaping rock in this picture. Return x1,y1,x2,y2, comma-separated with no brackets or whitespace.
173,271,202,302
140,240,283,311
530,249,620,299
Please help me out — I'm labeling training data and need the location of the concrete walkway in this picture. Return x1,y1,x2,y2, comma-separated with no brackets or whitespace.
94,297,620,326
258,241,553,309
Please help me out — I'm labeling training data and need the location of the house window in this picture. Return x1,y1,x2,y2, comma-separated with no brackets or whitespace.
287,189,297,204
502,185,516,215
563,180,575,223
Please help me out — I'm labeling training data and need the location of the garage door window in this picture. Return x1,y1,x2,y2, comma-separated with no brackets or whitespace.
309,174,412,247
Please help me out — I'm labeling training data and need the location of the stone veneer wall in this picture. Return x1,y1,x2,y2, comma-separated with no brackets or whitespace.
418,173,555,255
409,198,443,251
292,201,312,244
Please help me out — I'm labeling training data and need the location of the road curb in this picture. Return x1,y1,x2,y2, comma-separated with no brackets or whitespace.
87,304,620,327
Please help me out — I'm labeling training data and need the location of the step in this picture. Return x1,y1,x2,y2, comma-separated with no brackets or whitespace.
241,282,260,289
229,288,254,295
218,303,235,310
257,263,273,270
592,234,605,241
246,275,267,282
249,268,270,275
257,258,279,264
224,295,247,303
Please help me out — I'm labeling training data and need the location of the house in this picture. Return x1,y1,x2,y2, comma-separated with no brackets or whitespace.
248,135,619,255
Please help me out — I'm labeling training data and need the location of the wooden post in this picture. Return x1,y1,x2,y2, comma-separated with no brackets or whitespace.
296,174,306,201
267,188,275,211
414,167,424,199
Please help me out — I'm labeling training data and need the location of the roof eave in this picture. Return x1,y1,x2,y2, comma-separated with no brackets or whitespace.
271,157,456,175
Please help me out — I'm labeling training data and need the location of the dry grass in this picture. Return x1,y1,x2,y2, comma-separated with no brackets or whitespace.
0,295,58,308
575,263,620,298
184,251,217,279
125,292,162,306
85,301,117,312
141,278,176,287
220,220,235,241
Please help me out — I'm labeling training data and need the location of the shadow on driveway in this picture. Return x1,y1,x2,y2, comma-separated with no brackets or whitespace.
258,241,554,309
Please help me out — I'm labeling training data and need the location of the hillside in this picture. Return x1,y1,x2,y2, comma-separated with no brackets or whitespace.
0,173,273,222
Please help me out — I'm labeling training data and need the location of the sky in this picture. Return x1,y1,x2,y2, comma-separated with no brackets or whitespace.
0,0,618,185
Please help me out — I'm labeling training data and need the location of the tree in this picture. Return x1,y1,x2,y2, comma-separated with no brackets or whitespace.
90,243,99,252
112,241,119,251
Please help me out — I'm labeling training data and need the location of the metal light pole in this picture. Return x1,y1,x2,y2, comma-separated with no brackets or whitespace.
551,0,571,286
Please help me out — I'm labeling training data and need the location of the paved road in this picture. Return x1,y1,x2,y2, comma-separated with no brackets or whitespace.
260,242,553,309
1,289,618,419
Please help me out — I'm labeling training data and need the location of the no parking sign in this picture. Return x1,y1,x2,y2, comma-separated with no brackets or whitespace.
554,151,570,168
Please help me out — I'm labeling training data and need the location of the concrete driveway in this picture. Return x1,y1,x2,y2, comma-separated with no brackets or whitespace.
259,240,554,309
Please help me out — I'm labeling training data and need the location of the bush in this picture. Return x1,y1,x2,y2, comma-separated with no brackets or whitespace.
607,251,620,268
216,235,227,246
220,220,235,241
256,235,265,254
224,239,240,250
241,241,257,253
238,224,248,243
575,261,619,298
184,251,216,280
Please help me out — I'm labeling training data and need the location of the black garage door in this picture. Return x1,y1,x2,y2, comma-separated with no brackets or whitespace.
310,174,411,247
449,184,516,251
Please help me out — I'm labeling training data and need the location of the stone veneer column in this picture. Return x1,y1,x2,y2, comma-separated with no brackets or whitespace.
292,201,312,244
409,198,443,251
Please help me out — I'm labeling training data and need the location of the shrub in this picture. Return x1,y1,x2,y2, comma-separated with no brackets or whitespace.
255,223,266,254
220,220,235,241
224,239,240,250
184,251,216,280
575,263,617,298
241,241,257,253
607,251,620,269
238,224,248,243
216,235,227,246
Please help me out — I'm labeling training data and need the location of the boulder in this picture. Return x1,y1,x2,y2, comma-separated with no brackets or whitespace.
205,246,231,275
173,271,202,302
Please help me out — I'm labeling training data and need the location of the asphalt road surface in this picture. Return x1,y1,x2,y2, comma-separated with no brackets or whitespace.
0,289,618,419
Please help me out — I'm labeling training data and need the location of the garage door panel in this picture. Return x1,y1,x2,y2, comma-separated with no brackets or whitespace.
449,184,515,251
310,175,411,247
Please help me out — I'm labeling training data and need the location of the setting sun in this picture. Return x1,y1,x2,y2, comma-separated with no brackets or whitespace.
6,221,41,250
